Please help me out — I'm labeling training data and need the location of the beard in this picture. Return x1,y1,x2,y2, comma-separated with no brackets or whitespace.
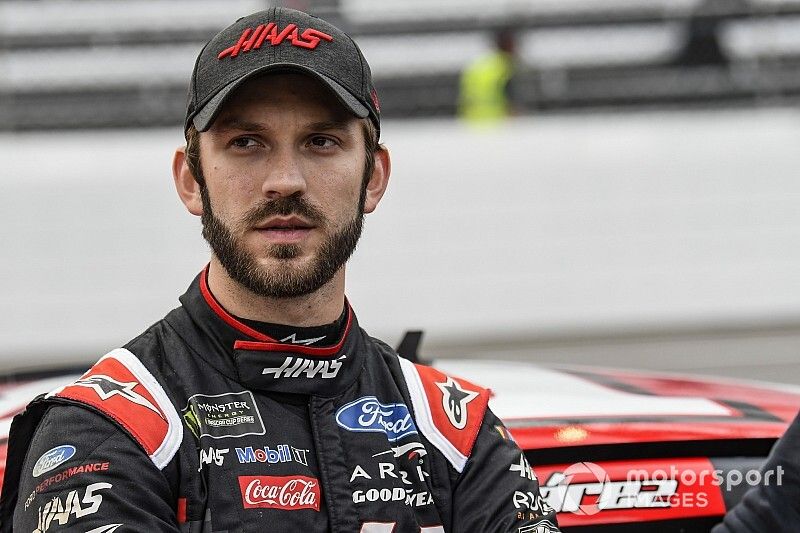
200,184,366,299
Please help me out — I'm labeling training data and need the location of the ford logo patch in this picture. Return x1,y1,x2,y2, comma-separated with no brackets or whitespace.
335,396,417,442
32,444,76,477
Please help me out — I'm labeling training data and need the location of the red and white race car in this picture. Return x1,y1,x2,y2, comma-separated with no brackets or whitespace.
439,359,800,532
1,359,798,532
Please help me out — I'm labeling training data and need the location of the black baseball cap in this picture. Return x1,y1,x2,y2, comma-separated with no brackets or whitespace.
185,7,380,137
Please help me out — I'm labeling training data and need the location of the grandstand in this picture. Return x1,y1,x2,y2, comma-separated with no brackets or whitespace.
3,0,800,129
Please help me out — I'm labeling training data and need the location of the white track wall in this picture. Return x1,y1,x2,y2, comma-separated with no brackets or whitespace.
2,108,800,366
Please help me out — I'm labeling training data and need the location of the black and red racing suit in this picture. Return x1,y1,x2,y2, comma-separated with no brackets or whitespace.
712,410,800,532
0,270,559,533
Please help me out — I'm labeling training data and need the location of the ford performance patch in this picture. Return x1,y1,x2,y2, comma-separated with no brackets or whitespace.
335,396,417,442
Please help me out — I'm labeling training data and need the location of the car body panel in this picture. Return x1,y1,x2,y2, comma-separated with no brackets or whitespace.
434,360,799,449
435,359,800,530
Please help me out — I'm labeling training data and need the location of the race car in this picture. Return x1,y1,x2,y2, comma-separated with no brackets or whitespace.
0,357,797,532
437,358,800,532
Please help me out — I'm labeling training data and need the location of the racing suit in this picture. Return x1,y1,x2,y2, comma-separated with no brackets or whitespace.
0,270,559,533
712,409,800,532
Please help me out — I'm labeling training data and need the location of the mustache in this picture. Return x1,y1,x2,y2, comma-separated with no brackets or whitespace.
243,195,325,227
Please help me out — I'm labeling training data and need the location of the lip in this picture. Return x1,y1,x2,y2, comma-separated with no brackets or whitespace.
254,216,315,244
255,215,314,231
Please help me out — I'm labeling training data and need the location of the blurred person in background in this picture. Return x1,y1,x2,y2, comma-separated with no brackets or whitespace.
673,0,747,67
458,27,520,123
0,7,559,533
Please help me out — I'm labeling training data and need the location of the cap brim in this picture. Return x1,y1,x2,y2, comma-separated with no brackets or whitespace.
191,63,370,132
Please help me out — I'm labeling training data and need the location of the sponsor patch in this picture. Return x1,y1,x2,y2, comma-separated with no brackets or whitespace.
372,442,428,460
262,355,346,379
510,453,538,481
435,376,479,430
218,23,334,59
397,359,489,473
199,447,229,469
352,487,433,507
280,333,326,346
536,458,728,526
49,349,181,471
335,397,417,442
85,526,123,533
541,463,681,514
235,444,309,466
26,462,110,510
183,391,265,439
349,461,430,485
518,521,559,533
32,445,76,478
72,375,163,418
32,482,112,533
238,475,320,511
513,490,554,514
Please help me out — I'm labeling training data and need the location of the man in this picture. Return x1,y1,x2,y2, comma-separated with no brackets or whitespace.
712,410,800,532
458,28,519,123
0,8,559,533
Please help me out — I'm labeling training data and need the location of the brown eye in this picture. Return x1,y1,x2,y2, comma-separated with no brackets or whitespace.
231,137,258,148
309,136,335,148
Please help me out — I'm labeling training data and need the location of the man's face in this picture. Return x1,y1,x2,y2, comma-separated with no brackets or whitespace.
195,73,372,299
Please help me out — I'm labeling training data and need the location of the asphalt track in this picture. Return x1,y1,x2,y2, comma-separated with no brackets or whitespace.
431,323,800,387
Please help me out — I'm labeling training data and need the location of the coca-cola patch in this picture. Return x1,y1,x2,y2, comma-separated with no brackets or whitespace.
238,475,321,511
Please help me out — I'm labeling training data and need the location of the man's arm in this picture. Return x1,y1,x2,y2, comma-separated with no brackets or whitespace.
14,404,181,533
712,410,800,532
451,409,560,533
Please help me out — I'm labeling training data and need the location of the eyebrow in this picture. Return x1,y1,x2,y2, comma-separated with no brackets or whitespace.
211,118,353,134
212,118,267,133
306,120,352,132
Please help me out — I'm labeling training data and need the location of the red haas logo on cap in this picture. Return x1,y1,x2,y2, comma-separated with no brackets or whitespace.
370,89,381,112
219,23,334,59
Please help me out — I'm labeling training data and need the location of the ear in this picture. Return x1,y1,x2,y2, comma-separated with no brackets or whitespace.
173,146,203,216
363,146,391,214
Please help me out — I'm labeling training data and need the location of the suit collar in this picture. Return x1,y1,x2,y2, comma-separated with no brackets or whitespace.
178,268,365,397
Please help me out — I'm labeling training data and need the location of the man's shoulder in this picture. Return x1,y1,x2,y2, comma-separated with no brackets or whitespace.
11,404,134,517
46,348,183,471
7,402,179,533
26,401,132,455
123,307,184,355
358,334,491,471
395,357,491,473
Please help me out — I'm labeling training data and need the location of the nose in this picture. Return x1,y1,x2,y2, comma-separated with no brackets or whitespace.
261,147,307,200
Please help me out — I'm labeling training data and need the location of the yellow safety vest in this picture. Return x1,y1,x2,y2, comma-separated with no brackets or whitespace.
458,51,514,123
